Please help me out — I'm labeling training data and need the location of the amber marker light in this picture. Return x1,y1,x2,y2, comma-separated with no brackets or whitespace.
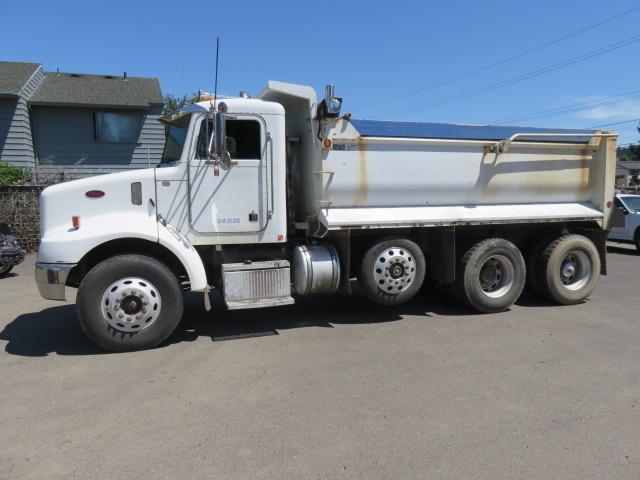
72,216,81,229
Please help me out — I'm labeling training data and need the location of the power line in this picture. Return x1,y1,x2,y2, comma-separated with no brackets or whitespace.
353,5,640,111
371,33,640,119
488,90,640,124
590,118,640,128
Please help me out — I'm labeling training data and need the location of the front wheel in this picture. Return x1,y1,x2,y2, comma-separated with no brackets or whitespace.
76,254,184,352
358,238,426,306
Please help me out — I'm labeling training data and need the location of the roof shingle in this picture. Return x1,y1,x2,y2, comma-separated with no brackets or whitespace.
30,71,163,108
0,61,41,96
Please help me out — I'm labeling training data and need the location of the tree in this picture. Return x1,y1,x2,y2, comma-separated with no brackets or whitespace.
163,92,201,114
618,144,640,162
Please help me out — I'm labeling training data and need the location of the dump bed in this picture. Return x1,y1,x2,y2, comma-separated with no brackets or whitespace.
258,82,617,233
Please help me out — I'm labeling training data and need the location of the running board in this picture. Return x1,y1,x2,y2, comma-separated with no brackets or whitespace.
222,260,294,310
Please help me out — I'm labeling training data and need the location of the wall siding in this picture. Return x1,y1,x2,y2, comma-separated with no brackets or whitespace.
0,67,44,170
33,105,165,178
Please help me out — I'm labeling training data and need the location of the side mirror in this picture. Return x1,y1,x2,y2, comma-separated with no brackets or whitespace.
214,110,227,155
0,223,11,235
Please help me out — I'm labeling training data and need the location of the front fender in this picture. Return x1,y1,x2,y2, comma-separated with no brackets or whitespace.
158,223,208,291
37,212,208,292
37,211,158,263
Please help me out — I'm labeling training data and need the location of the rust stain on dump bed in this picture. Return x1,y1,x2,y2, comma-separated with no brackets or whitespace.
355,141,368,205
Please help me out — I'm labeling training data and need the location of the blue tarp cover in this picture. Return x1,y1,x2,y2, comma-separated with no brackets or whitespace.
350,119,596,143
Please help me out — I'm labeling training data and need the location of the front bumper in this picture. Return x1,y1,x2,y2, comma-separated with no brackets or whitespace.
35,262,76,300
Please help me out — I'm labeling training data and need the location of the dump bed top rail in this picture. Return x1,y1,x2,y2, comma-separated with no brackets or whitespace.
489,132,618,154
349,119,600,143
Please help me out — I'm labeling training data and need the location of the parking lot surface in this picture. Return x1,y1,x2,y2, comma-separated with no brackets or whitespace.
1,246,639,479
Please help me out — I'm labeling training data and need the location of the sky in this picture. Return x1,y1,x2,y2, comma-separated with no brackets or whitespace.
1,0,639,144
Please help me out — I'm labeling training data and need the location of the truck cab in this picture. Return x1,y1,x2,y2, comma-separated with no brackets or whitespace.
609,194,640,250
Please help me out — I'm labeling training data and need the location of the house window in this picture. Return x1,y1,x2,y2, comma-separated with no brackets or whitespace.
196,119,261,159
94,112,141,143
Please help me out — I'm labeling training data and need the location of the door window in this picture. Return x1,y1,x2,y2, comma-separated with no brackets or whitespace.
196,118,261,159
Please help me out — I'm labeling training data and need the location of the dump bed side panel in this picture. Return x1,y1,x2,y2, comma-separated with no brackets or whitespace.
313,119,616,230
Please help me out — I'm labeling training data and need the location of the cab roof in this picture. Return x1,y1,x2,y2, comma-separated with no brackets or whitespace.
183,97,285,116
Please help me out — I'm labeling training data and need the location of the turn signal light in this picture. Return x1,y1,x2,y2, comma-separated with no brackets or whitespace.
72,216,81,229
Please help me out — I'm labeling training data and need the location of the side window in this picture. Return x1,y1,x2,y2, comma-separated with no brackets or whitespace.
614,197,624,210
196,118,261,159
94,112,142,143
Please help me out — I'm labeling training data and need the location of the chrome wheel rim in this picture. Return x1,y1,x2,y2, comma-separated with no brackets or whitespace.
559,250,591,291
373,247,416,294
479,255,515,298
101,277,162,332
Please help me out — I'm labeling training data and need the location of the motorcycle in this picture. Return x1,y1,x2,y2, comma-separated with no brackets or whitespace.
0,223,25,277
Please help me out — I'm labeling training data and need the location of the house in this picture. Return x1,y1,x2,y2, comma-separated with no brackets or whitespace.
616,161,640,188
0,61,165,179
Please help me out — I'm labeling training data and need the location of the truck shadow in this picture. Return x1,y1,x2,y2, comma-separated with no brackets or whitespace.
606,245,639,256
0,287,554,357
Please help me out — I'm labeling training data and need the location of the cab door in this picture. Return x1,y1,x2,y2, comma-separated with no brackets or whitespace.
188,115,269,233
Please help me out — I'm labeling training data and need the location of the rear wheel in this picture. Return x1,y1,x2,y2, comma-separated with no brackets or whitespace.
537,234,600,305
527,235,555,298
76,254,183,352
358,238,426,306
456,238,526,313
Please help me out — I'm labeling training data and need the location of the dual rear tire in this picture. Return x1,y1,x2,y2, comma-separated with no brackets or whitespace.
528,234,600,305
357,234,600,312
357,236,527,312
455,238,526,313
453,234,600,311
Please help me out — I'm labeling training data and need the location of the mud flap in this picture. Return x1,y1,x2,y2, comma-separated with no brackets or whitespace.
577,227,608,275
429,227,456,283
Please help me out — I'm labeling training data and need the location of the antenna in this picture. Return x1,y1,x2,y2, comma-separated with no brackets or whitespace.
207,36,221,159
213,36,220,112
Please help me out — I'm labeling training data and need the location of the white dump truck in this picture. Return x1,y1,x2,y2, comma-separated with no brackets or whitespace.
35,82,617,351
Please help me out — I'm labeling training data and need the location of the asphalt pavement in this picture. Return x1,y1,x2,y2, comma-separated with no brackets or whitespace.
1,246,639,479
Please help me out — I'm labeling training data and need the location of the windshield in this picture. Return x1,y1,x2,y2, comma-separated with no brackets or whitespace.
161,114,191,164
621,196,640,212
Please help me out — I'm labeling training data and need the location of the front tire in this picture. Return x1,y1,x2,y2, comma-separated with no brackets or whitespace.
358,238,426,306
456,238,526,313
76,254,184,352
